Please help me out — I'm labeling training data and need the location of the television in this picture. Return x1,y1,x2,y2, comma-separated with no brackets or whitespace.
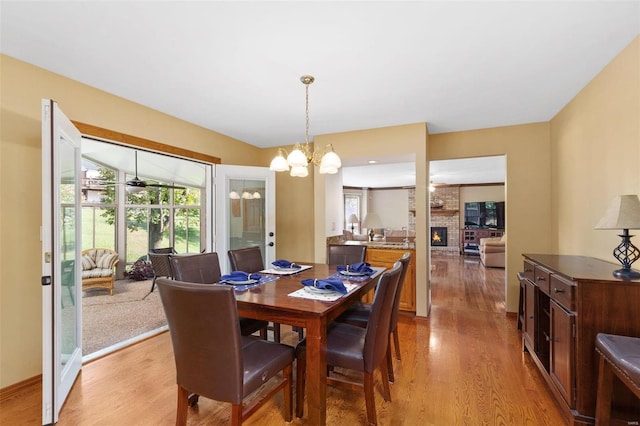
464,201,505,229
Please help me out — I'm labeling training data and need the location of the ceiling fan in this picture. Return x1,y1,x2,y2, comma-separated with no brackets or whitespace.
101,151,186,192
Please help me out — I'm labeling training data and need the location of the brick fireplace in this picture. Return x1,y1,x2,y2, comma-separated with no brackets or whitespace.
430,186,460,254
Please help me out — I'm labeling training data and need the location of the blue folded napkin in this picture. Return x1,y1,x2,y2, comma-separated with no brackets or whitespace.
336,262,374,275
220,271,261,282
272,259,301,269
301,278,348,294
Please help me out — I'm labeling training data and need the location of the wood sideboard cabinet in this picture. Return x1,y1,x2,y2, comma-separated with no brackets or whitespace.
364,247,416,312
460,228,503,255
520,254,640,425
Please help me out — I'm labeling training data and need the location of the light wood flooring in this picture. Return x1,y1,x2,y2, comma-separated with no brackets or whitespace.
1,255,566,425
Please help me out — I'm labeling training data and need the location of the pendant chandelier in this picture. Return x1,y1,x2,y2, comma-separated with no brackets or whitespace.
269,75,341,177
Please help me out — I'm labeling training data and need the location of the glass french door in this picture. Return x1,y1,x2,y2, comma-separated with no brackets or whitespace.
41,99,83,424
215,165,275,274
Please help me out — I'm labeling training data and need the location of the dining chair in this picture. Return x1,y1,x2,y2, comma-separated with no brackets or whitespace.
295,261,402,424
156,278,294,426
228,246,290,342
336,252,411,383
170,252,269,339
326,244,367,265
146,249,175,297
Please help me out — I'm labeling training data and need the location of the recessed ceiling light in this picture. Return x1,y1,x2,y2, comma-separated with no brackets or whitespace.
368,160,377,164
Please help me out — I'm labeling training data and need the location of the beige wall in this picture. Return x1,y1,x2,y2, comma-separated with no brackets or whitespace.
0,55,264,388
550,36,640,259
429,122,553,314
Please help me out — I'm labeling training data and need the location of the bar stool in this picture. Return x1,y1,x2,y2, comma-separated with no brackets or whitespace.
594,333,640,425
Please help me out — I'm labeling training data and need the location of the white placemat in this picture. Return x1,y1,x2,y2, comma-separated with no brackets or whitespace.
288,283,358,302
260,264,313,275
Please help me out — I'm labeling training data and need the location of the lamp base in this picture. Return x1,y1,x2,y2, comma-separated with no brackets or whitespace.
613,268,640,280
368,229,375,242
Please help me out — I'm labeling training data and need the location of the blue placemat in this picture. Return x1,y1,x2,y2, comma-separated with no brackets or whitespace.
217,274,279,291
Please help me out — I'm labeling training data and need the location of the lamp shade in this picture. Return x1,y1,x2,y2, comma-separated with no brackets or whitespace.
269,149,289,172
347,214,359,224
362,212,383,230
287,148,308,168
595,195,640,229
290,165,309,177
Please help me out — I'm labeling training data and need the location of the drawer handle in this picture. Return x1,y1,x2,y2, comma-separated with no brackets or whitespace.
553,288,565,294
536,276,546,281
529,315,534,320
524,268,533,272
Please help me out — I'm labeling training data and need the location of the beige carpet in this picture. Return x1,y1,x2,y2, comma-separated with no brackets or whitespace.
82,279,167,355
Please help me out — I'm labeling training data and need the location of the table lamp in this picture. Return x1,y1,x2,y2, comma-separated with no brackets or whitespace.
595,194,640,279
362,212,383,242
347,214,359,233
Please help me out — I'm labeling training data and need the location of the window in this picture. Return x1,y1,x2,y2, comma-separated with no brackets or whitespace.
344,194,361,234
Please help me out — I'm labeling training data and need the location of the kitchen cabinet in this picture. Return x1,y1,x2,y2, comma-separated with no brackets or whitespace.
364,247,416,312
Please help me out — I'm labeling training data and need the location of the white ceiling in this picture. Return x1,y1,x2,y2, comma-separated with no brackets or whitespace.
2,1,637,187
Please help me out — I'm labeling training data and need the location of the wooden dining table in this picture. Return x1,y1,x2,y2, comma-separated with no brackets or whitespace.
233,262,384,426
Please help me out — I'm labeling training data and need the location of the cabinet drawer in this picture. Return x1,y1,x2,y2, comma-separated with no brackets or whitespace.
534,265,551,295
366,249,401,264
523,260,535,282
550,275,575,311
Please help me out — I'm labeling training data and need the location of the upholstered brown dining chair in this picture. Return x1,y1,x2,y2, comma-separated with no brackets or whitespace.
170,252,269,339
228,246,287,342
326,244,367,265
157,278,294,426
336,252,411,383
295,261,403,425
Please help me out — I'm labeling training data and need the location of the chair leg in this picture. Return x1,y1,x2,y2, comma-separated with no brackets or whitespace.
273,322,281,343
176,385,189,426
363,371,378,425
392,327,401,360
259,327,268,340
386,341,395,383
283,364,293,422
379,358,392,402
296,348,306,418
595,353,614,426
230,403,243,426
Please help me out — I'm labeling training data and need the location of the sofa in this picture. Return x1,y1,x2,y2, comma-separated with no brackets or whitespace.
479,235,506,268
81,248,119,295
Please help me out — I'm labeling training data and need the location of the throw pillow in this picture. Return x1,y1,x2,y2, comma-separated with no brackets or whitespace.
96,253,118,269
81,254,96,270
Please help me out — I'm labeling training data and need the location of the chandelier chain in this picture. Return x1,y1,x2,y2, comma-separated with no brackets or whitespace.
305,81,310,145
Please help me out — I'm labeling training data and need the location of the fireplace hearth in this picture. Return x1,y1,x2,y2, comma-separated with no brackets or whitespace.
431,227,448,246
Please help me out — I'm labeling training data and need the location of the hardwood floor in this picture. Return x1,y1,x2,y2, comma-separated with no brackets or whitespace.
1,255,566,425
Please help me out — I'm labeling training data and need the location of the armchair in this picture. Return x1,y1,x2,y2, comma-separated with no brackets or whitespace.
479,234,506,268
81,248,119,295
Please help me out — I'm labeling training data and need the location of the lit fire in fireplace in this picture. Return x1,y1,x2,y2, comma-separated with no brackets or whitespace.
431,227,448,246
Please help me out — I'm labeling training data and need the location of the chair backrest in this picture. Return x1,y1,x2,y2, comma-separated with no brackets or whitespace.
363,261,402,373
389,252,411,332
150,246,176,255
327,244,367,265
148,252,173,279
156,278,244,403
228,246,264,273
170,252,222,284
